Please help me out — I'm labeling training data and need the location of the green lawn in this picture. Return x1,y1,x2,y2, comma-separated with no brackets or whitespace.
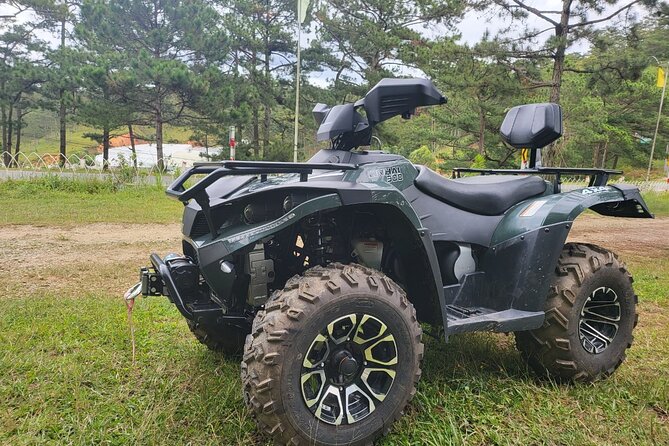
1,179,667,445
643,191,669,217
0,178,183,225
2,287,666,445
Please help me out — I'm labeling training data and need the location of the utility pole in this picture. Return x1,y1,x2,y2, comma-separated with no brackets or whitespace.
293,0,309,163
647,58,668,181
292,23,301,163
664,143,669,184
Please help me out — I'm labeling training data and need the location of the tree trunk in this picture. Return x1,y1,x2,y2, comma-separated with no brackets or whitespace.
543,0,573,167
601,140,608,168
262,27,271,158
252,107,260,158
59,16,67,167
478,106,485,154
6,103,13,166
263,106,270,159
156,110,164,172
251,23,260,159
128,124,137,168
59,93,66,166
14,108,22,160
1,103,8,167
593,142,602,167
102,125,110,171
549,0,572,104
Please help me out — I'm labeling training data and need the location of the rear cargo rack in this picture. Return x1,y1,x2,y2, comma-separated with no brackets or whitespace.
166,160,357,236
452,167,622,193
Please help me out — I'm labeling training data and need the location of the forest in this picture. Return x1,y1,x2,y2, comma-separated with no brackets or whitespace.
1,0,668,176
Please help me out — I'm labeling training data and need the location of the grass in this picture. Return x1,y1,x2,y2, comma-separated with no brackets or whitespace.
0,177,183,225
1,261,666,445
643,191,669,217
0,178,667,445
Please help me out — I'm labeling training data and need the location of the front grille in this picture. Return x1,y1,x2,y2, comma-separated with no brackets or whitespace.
191,213,209,238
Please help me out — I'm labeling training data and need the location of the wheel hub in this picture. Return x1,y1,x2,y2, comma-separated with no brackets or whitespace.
331,350,359,381
300,313,398,426
578,286,621,354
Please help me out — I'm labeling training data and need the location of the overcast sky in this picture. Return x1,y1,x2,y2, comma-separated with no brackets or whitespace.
457,1,646,48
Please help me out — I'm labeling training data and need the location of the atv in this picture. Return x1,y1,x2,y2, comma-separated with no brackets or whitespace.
127,78,653,445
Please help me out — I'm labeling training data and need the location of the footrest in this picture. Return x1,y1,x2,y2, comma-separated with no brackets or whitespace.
446,308,545,335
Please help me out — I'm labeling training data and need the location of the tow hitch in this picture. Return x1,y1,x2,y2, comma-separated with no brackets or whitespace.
124,266,165,303
139,266,165,296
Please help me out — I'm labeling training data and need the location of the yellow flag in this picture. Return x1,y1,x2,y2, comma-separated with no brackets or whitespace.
658,67,666,88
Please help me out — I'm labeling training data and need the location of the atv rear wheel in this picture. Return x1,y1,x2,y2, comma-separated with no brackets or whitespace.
241,263,423,446
187,319,248,356
515,243,638,382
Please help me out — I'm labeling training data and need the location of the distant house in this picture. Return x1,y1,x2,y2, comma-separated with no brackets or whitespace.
94,143,209,170
96,133,150,152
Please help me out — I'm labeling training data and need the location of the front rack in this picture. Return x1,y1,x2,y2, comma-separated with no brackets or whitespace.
452,167,622,193
166,160,357,236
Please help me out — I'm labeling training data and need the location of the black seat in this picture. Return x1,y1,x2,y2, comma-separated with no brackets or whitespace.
414,166,546,216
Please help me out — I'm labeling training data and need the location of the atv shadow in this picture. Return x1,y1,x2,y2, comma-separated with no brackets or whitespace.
420,330,540,384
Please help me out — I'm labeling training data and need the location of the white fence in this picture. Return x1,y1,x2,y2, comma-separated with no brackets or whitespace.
1,152,175,185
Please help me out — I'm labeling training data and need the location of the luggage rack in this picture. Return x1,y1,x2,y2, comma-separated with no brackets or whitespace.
166,160,357,236
452,166,623,193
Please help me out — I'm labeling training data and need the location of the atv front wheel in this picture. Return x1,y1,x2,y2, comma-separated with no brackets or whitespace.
515,243,638,382
187,319,248,356
241,263,423,446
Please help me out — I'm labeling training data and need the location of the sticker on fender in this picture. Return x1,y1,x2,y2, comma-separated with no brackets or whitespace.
581,186,611,194
520,200,547,217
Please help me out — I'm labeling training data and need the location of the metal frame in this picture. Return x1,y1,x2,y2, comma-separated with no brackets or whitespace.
166,161,358,236
452,166,622,193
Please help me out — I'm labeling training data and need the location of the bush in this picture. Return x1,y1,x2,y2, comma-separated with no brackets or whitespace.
0,175,117,196
409,146,437,169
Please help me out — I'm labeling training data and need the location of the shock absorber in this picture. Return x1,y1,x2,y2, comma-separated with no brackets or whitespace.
303,216,335,266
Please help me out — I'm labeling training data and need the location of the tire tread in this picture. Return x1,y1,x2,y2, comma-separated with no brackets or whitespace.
241,263,423,445
515,243,637,382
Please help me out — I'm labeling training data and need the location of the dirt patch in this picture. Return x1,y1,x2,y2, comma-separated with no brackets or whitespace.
0,223,181,264
1,223,181,296
568,215,669,259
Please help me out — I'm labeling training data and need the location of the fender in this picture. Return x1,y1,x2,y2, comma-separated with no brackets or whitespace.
479,184,653,314
193,186,444,322
492,184,653,245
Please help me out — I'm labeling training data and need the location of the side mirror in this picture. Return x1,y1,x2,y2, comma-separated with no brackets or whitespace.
500,103,562,149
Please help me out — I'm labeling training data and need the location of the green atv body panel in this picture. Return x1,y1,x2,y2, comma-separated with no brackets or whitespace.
494,184,651,244
167,154,651,336
153,79,652,337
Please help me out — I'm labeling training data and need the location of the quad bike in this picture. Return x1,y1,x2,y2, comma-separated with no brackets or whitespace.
127,78,653,445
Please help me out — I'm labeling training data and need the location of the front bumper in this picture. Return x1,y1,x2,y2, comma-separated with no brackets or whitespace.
126,253,250,328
